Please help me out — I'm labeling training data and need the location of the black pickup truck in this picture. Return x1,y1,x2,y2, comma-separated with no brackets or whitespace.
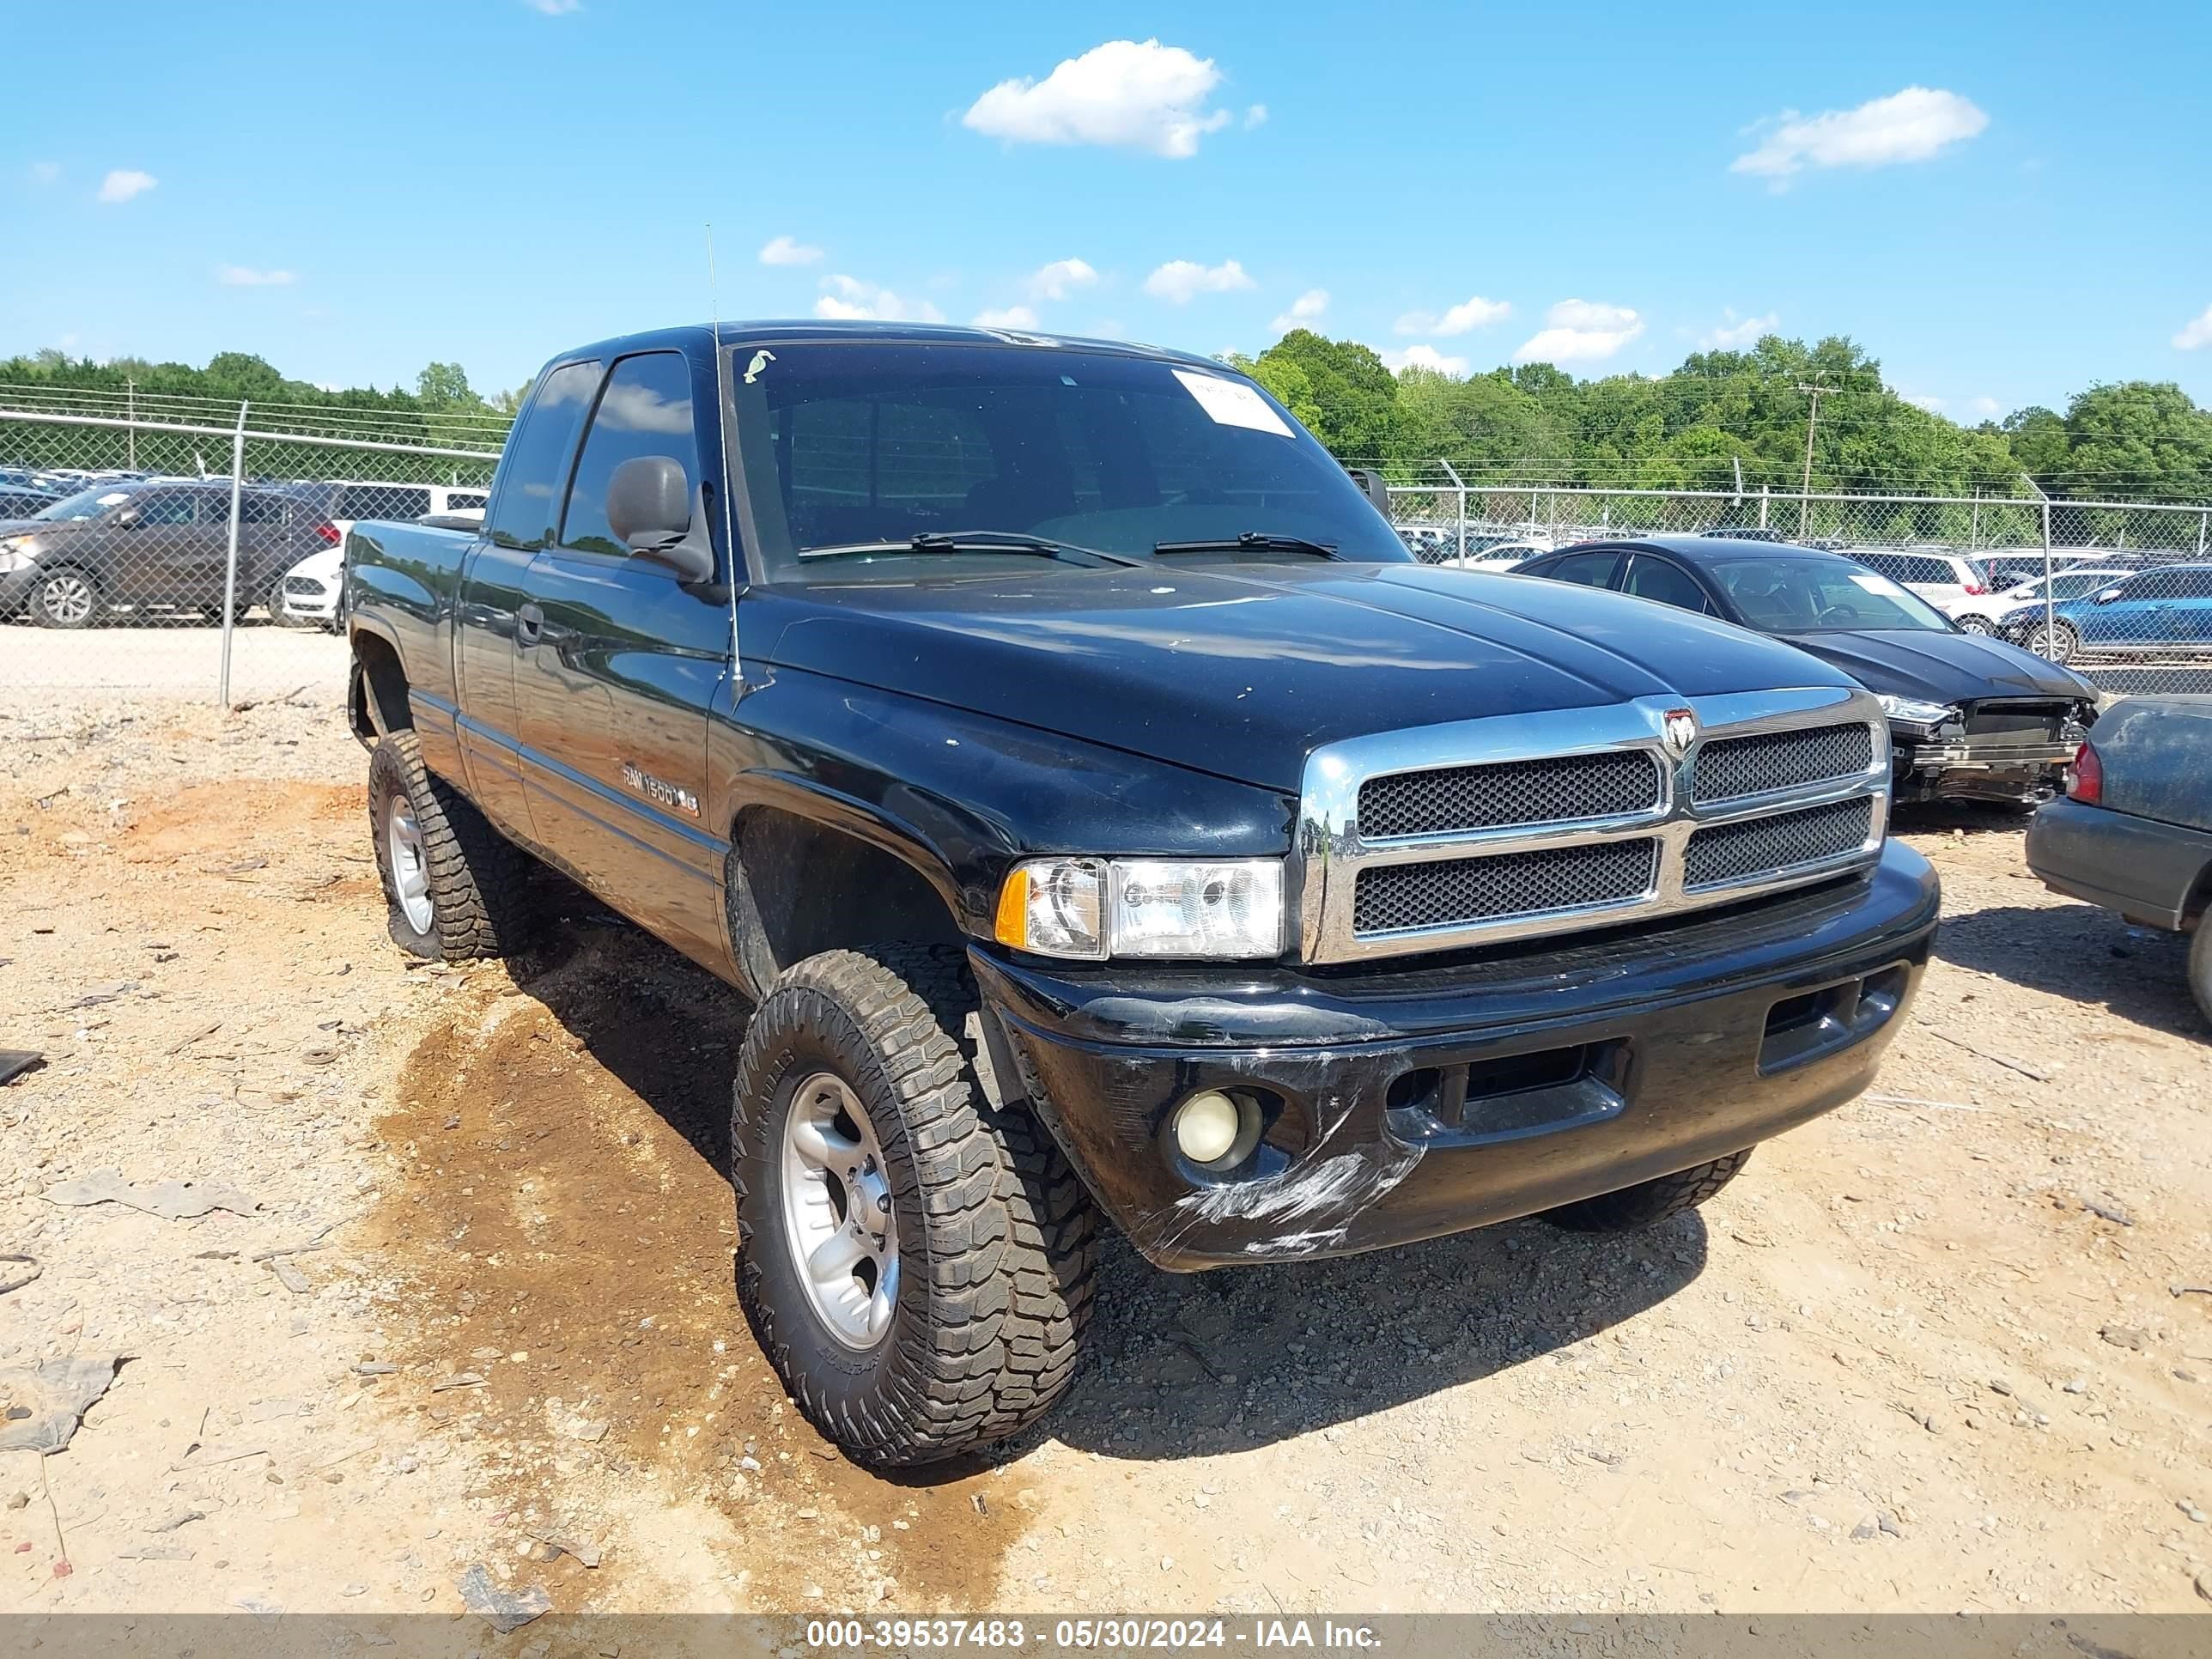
345,322,1940,1466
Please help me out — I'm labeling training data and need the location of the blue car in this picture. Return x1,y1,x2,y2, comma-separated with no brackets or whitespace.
2003,562,2212,663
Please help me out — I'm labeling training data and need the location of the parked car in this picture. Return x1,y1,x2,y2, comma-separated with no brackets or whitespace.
344,321,1939,1467
1514,536,2100,805
0,479,336,628
1439,537,1553,573
0,484,64,520
2027,698,2212,1024
274,481,492,627
2002,562,2212,664
1849,548,1997,627
1952,564,2132,634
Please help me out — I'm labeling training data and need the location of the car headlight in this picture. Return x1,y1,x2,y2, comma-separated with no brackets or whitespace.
1877,695,1959,734
995,857,1285,960
0,537,34,571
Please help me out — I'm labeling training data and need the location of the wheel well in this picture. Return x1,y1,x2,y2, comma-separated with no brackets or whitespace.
350,632,411,742
726,807,964,992
2185,860,2212,927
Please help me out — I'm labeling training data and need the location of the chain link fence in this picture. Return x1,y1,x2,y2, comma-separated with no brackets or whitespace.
0,398,503,704
1382,479,2212,698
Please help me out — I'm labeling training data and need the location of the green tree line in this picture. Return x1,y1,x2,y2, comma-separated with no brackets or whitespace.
1229,330,2212,507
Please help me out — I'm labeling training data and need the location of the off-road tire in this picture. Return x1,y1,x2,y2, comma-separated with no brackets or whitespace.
366,730,535,960
2189,921,2212,1030
1541,1150,1753,1233
732,943,1097,1467
30,566,100,629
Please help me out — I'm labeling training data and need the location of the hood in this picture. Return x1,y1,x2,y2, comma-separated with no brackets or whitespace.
752,561,1857,789
1772,628,2096,706
0,518,52,538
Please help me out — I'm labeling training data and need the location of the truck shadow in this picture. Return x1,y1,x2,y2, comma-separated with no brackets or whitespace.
1934,900,2203,1039
506,889,1709,1466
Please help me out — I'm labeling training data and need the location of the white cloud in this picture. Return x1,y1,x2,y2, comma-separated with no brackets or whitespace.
1971,394,2003,417
1243,103,1268,130
522,0,582,14
1382,343,1469,377
1024,258,1097,301
758,234,823,266
96,169,156,204
1698,308,1778,349
1906,393,1946,412
974,305,1042,330
27,161,58,186
963,40,1236,159
813,274,945,324
2173,303,2212,350
1393,295,1510,337
1732,86,1988,180
1513,299,1644,364
1269,288,1328,333
1141,258,1255,304
216,266,296,288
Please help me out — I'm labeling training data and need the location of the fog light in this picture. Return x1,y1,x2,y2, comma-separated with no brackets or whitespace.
1173,1088,1263,1170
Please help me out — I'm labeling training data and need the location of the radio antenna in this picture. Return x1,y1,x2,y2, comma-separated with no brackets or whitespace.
706,222,742,658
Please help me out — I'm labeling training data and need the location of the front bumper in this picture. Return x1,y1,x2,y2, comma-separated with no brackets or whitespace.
975,842,1940,1270
0,565,45,613
2027,796,2212,931
280,574,339,623
1893,737,2079,805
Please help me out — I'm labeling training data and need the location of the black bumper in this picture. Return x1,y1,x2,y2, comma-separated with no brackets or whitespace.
974,842,1941,1270
2027,796,2212,931
1893,738,2077,805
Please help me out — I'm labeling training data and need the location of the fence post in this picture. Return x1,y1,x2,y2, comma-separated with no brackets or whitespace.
1759,484,1770,529
216,400,248,707
2040,493,2055,653
2200,511,2208,557
1439,459,1466,557
1970,489,1981,550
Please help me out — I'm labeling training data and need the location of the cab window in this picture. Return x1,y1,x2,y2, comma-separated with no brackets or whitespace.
485,360,601,551
559,351,702,558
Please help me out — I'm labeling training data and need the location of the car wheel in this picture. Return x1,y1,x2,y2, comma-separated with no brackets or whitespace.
2027,619,2080,664
30,567,100,629
1956,615,1995,635
2190,921,2212,1030
366,730,536,960
1540,1150,1752,1232
732,943,1097,1468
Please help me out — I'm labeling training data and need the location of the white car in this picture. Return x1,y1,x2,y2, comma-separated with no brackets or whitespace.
1848,549,1997,627
276,482,489,627
1949,566,2134,634
1440,538,1553,573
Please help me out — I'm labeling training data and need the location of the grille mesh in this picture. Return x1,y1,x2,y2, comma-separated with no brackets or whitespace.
1683,798,1874,890
1353,840,1659,935
1358,750,1662,839
1692,723,1874,803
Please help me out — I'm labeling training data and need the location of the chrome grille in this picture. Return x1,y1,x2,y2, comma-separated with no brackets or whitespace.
1295,690,1893,963
1353,841,1659,935
1358,750,1662,838
1693,723,1875,803
1684,798,1875,890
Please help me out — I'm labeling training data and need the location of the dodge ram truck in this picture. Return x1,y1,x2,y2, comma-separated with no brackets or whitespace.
345,322,1940,1466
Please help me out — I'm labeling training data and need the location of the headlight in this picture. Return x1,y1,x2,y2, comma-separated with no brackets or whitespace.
995,857,1285,960
1876,695,1958,732
0,537,33,572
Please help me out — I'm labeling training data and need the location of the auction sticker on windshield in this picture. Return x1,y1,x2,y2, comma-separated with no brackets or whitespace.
1172,369,1293,438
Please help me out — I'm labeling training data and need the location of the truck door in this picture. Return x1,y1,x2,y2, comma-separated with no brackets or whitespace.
457,359,600,843
514,349,730,967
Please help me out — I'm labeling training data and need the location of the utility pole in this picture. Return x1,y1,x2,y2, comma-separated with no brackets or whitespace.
1795,380,1831,536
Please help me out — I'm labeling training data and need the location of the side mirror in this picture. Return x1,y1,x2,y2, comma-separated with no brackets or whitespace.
607,456,714,583
1345,467,1394,520
113,506,143,528
2095,588,2123,605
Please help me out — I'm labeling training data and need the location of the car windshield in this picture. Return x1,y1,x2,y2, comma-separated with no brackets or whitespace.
33,484,138,521
1712,556,1954,633
725,341,1411,580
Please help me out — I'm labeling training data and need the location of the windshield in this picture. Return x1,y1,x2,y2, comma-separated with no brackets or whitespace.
1713,556,1954,633
726,341,1411,580
34,484,138,521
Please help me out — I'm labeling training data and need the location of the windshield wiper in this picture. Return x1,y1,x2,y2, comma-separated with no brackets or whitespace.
799,531,1138,568
1152,532,1340,560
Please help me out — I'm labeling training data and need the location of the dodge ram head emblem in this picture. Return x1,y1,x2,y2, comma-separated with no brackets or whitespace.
1662,708,1698,756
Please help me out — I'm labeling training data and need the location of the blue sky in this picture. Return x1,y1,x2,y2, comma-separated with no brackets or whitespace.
5,0,2209,420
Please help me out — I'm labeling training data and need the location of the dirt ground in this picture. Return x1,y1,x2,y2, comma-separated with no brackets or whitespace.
3,696,2209,1622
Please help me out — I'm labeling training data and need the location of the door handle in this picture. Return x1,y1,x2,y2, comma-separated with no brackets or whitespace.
516,602,544,645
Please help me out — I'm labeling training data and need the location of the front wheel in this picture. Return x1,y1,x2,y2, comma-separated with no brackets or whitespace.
732,944,1097,1467
1956,615,1995,635
2027,619,2080,664
30,567,100,629
1541,1150,1752,1232
2190,921,2211,1030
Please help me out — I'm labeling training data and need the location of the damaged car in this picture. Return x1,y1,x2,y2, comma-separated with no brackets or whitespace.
343,325,1940,1466
1516,537,2100,807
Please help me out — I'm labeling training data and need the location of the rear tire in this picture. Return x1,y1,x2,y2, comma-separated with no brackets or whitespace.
2027,619,2079,664
1541,1150,1753,1233
2190,921,2212,1030
366,730,535,960
30,567,99,629
732,944,1097,1467
1956,615,1995,635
